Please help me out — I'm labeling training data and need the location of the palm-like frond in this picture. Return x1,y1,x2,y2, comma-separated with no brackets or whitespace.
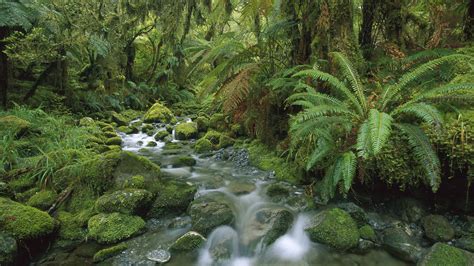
396,123,441,191
0,1,33,30
368,109,393,155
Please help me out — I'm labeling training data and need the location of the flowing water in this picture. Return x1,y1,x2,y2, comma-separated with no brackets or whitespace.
107,118,407,266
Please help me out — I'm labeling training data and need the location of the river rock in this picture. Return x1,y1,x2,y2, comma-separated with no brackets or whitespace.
391,197,427,223
419,243,474,266
421,215,455,242
112,151,161,187
304,208,359,251
147,249,171,263
175,122,198,140
87,212,145,244
382,227,422,262
170,231,206,252
336,202,369,227
265,183,290,198
455,235,474,252
143,102,174,123
148,180,196,218
95,189,153,215
227,181,256,195
246,208,294,247
189,195,235,235
0,233,17,265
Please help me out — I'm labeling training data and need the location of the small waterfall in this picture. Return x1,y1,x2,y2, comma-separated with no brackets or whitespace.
197,226,240,266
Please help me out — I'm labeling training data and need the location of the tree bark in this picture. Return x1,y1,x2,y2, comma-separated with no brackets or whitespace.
359,0,377,59
125,44,135,81
23,62,56,101
0,27,9,109
465,0,474,41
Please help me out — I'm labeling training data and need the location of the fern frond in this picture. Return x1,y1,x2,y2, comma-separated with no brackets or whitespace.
396,123,441,191
306,138,333,170
330,52,367,113
392,103,443,127
340,151,356,193
368,109,393,155
293,105,355,121
356,120,372,159
287,91,346,108
409,83,474,103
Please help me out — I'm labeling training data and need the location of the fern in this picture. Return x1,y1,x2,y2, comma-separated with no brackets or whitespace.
368,109,393,155
392,103,443,127
356,120,372,159
0,1,33,30
341,151,356,193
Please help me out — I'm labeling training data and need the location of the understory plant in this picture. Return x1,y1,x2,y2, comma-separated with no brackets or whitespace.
288,52,474,202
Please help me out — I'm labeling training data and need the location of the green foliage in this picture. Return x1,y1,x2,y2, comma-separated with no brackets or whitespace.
87,212,145,244
93,243,128,263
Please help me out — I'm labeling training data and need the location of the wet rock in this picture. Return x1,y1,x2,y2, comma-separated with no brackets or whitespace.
455,235,474,252
170,231,206,252
336,202,368,227
421,215,455,242
112,151,161,186
218,134,235,148
249,208,294,247
175,122,198,140
143,102,174,123
147,249,171,263
95,189,153,215
93,243,128,263
189,195,235,235
118,125,138,134
419,243,474,266
357,239,376,254
391,197,427,223
0,233,17,265
110,111,128,126
148,180,196,218
146,141,158,147
382,227,422,262
227,181,256,195
195,138,213,153
154,130,169,141
87,212,145,244
79,117,95,127
168,216,192,229
359,225,377,241
265,183,290,198
175,156,197,167
305,208,360,251
106,136,122,146
0,182,14,199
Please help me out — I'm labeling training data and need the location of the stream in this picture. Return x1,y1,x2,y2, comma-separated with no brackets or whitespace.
104,118,408,266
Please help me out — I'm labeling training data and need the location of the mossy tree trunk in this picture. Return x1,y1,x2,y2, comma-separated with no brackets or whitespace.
359,0,377,59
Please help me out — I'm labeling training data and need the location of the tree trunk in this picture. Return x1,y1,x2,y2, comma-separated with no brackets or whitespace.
0,27,9,109
359,0,377,59
23,62,56,101
465,0,474,41
125,44,135,81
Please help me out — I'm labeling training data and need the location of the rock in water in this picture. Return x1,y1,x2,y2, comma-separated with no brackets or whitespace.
189,194,235,235
382,227,422,262
419,243,474,266
421,215,455,242
147,249,171,263
170,231,206,252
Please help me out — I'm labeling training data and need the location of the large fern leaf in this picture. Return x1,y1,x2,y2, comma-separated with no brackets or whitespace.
392,103,443,127
340,151,356,193
368,109,393,155
356,119,372,159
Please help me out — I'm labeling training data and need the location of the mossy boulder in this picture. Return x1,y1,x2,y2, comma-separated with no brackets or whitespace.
194,138,213,153
95,189,153,215
230,124,244,137
26,190,58,211
203,130,221,145
175,122,198,140
148,180,196,218
227,181,256,195
110,111,128,126
106,136,122,146
0,197,55,241
79,117,95,127
421,215,455,242
0,115,31,137
118,125,138,134
218,134,235,148
189,195,235,235
93,243,128,263
176,156,197,167
146,141,158,147
170,231,206,252
121,175,145,189
456,235,474,252
143,102,174,123
195,116,210,132
57,211,87,240
336,202,369,227
209,113,226,131
87,212,145,244
305,208,359,250
154,130,170,141
419,243,474,266
0,233,17,265
8,176,36,193
251,208,294,247
382,227,422,262
266,183,290,198
359,225,377,241
113,151,161,186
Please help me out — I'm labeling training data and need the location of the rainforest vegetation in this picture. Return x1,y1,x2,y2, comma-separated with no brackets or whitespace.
1,0,474,265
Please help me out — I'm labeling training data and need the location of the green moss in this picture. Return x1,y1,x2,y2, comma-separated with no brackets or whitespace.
0,197,55,241
148,180,196,218
57,211,87,240
110,111,128,126
8,176,36,193
101,125,115,133
305,208,360,250
26,190,58,211
164,142,182,150
230,124,244,137
106,136,122,146
95,189,153,215
113,151,161,186
175,122,198,140
93,243,128,263
421,215,455,242
122,175,145,189
154,130,170,141
143,102,174,123
170,231,206,252
359,225,376,241
246,140,302,184
117,126,138,134
15,187,39,202
194,138,213,153
103,131,118,138
0,115,31,137
420,243,470,266
146,141,158,147
195,116,210,132
218,134,235,148
209,113,226,131
177,156,196,167
266,183,290,198
79,117,95,127
88,212,145,244
203,130,221,145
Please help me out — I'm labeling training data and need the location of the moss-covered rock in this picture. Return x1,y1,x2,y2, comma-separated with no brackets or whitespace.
146,141,158,147
118,125,138,134
79,117,95,127
194,138,213,153
170,231,206,252
456,235,474,252
253,208,294,247
148,180,196,218
0,232,17,265
266,183,290,198
154,130,170,141
196,116,210,132
106,136,122,146
227,181,256,195
230,124,244,137
209,113,226,131
176,156,196,167
57,211,87,240
218,134,235,148
121,175,145,189
110,111,128,126
0,115,31,137
0,197,55,241
359,225,377,241
26,190,58,211
113,151,161,187
336,202,368,227
203,130,221,145
419,243,473,266
382,227,422,262
143,102,174,123
305,208,359,250
87,212,145,244
421,215,455,242
93,243,128,263
95,189,153,215
0,182,14,199
189,195,235,235
101,124,115,133
8,176,36,193
104,131,118,139
175,122,198,140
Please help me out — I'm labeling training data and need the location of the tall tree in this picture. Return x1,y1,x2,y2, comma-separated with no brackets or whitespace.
465,0,474,40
